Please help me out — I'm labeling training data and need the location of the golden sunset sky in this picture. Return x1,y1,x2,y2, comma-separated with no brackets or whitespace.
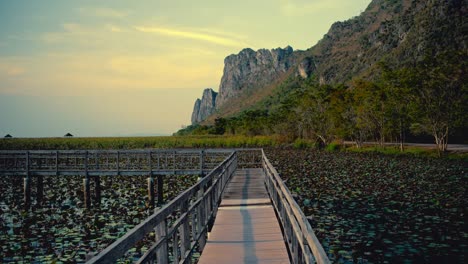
0,0,371,137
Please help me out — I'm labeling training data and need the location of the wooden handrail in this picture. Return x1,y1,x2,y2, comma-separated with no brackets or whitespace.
261,149,330,264
0,149,233,176
87,152,238,264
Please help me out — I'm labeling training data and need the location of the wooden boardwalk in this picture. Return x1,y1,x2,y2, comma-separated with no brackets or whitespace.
198,168,290,264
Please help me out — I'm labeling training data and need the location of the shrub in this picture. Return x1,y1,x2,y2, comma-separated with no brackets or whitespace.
326,142,341,152
293,138,315,149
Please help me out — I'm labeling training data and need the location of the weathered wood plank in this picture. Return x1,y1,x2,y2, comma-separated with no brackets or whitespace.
198,169,290,264
86,152,237,264
262,150,330,264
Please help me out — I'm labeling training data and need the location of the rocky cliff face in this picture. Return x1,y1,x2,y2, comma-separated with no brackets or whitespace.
305,0,467,84
191,88,217,124
215,46,296,108
190,99,201,125
190,46,304,124
189,0,466,125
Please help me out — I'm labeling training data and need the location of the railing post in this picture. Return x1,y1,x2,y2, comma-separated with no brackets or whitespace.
172,227,180,263
197,186,207,251
148,150,152,175
179,200,191,263
55,151,59,175
200,150,204,176
23,151,31,208
173,150,176,174
292,231,299,263
94,176,101,205
156,220,168,264
116,151,120,175
84,151,91,208
157,174,164,207
37,175,44,206
147,176,155,209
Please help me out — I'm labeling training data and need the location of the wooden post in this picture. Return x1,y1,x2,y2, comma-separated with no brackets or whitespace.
173,151,176,174
157,174,164,206
37,175,44,205
148,151,152,173
93,152,101,206
55,151,59,175
200,150,204,177
84,151,91,208
148,177,155,208
94,176,101,205
84,178,91,208
198,195,207,251
116,151,120,175
179,201,191,262
24,151,31,208
172,229,179,263
24,177,31,208
156,220,168,264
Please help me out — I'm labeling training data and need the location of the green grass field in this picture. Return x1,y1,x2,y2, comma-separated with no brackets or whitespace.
1,135,466,160
0,135,282,150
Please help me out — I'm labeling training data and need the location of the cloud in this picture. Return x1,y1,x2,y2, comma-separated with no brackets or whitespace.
42,23,123,44
106,24,124,32
63,23,84,32
77,7,128,18
0,62,26,76
135,26,250,47
279,0,344,16
0,52,222,97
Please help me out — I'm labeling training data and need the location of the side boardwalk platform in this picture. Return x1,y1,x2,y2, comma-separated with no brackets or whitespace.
199,168,290,264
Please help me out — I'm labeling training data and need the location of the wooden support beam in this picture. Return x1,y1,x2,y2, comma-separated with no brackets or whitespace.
147,177,155,209
55,151,59,175
84,151,91,208
116,151,120,175
94,176,101,205
83,178,91,208
37,175,44,206
200,150,204,177
172,228,180,263
156,220,168,264
179,201,190,261
24,177,31,208
157,174,164,207
198,196,207,252
24,151,31,208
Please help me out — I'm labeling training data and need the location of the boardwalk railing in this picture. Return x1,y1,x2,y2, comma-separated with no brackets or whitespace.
262,149,330,264
1,148,329,263
87,151,238,264
0,149,232,176
0,149,232,208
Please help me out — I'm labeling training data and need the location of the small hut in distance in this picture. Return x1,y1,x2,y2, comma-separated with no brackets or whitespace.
4,134,12,138
64,133,73,137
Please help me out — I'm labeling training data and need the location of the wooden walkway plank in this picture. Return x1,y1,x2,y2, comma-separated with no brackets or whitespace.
198,168,290,264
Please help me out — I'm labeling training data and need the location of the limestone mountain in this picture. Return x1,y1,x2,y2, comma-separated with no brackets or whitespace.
191,88,217,124
190,46,309,124
302,0,467,84
215,46,300,108
188,0,467,126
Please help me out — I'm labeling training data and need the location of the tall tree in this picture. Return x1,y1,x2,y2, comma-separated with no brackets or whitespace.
404,52,467,154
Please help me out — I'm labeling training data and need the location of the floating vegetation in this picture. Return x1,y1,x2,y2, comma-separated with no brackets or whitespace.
0,174,197,263
265,148,467,263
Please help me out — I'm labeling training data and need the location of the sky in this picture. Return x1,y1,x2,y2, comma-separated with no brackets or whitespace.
0,0,371,137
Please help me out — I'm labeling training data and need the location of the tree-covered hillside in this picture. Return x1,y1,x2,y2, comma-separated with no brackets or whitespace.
178,0,468,152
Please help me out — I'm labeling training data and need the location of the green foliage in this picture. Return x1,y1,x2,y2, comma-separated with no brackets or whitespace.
178,54,467,150
267,148,467,262
325,142,341,152
292,138,315,149
0,135,283,150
